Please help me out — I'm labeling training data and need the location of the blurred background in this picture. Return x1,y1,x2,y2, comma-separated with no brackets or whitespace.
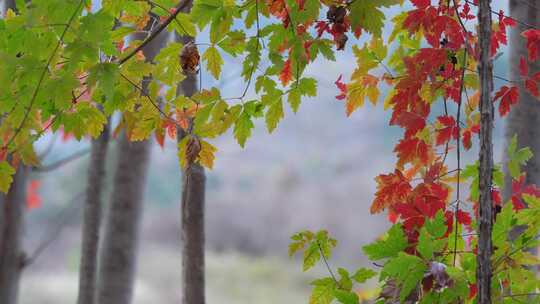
18,1,511,303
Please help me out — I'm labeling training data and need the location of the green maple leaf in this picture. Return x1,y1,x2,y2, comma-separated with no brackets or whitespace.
507,135,533,179
265,97,284,133
233,111,254,148
309,278,336,304
352,268,377,283
0,161,15,193
363,224,408,260
203,46,223,79
348,1,400,37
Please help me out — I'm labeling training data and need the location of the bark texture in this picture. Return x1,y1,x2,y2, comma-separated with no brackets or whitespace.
0,166,27,304
175,5,207,300
180,160,206,304
77,118,110,304
476,1,494,303
503,1,540,199
96,136,150,304
96,18,169,304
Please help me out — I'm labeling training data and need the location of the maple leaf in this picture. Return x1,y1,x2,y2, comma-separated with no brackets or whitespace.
393,182,448,232
435,115,458,146
521,29,540,61
394,137,431,169
26,180,42,210
0,161,15,193
462,124,479,150
392,112,426,138
334,74,347,100
346,74,379,115
197,140,218,169
494,86,519,117
456,209,472,226
511,174,540,210
202,46,223,79
154,128,165,148
371,170,412,214
162,119,177,140
279,59,293,86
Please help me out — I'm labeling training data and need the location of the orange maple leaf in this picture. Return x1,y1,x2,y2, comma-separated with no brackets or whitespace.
279,59,293,86
371,170,412,214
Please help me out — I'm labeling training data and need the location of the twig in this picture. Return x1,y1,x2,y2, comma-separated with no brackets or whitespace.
316,241,341,288
117,0,191,65
37,133,58,160
452,0,468,267
33,148,91,172
24,192,85,267
119,72,177,124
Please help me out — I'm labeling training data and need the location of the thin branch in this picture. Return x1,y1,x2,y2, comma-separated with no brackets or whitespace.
463,0,538,30
33,148,91,172
117,0,191,65
37,133,58,160
227,0,261,101
316,241,341,288
452,0,468,267
24,192,85,267
119,72,177,124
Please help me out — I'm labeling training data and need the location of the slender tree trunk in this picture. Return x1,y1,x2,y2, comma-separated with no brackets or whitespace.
503,1,540,200
0,166,27,304
0,4,26,304
178,116,206,304
96,137,150,304
477,1,494,303
175,4,206,300
96,17,169,304
77,117,110,304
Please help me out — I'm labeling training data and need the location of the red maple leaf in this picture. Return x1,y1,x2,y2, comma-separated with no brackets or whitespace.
393,182,448,232
456,209,472,226
394,137,430,168
371,170,412,214
154,129,165,148
26,180,42,210
492,188,502,205
522,29,540,61
494,86,519,117
392,111,426,138
334,74,347,100
511,174,540,210
435,115,458,146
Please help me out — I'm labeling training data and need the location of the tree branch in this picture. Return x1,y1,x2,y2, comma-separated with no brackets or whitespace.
23,192,85,267
117,0,191,65
33,148,91,173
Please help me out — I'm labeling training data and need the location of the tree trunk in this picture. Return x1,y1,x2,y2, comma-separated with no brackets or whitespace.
96,137,150,304
0,3,25,304
96,16,169,304
0,166,27,304
77,117,110,304
503,1,540,200
476,1,494,303
175,5,207,300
